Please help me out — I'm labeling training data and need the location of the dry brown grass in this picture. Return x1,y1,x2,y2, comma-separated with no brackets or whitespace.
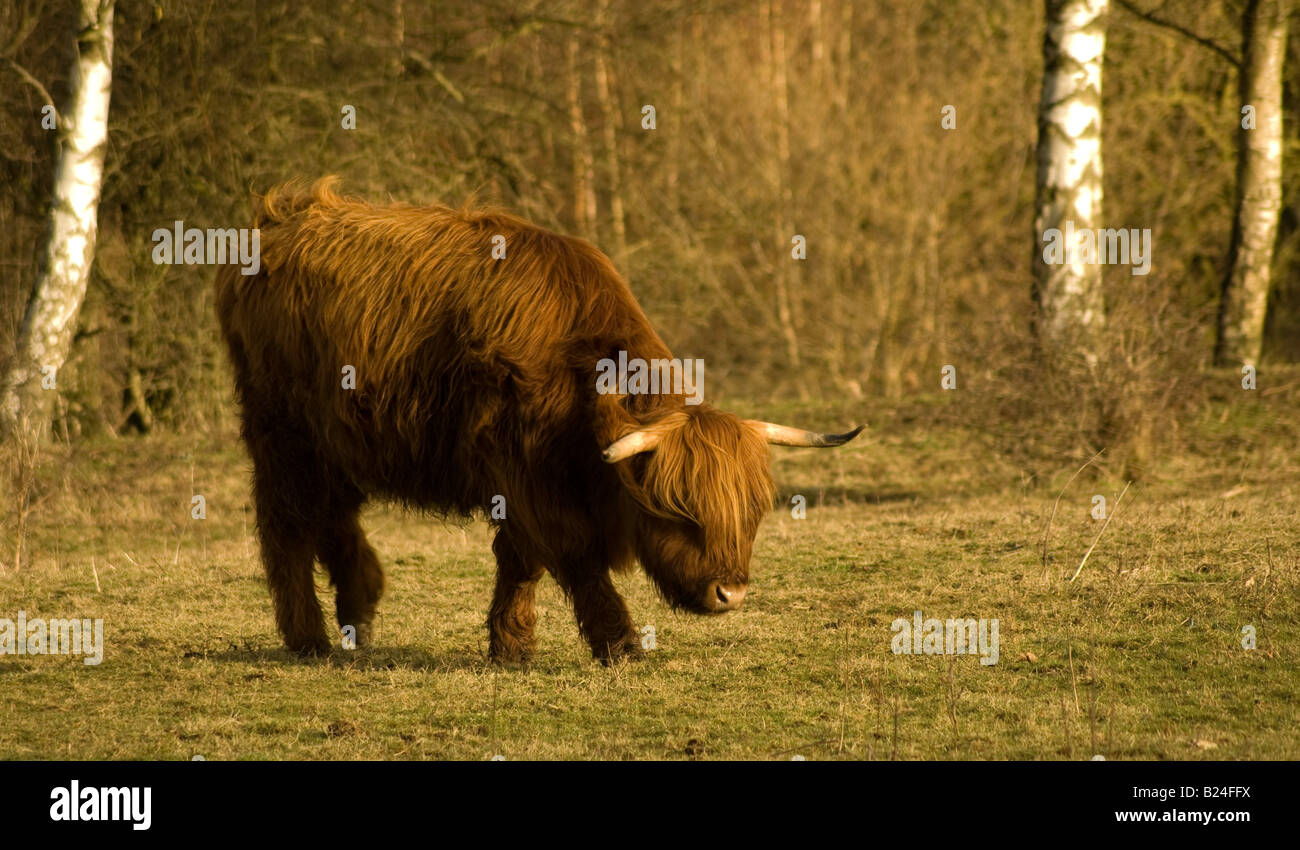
1,386,1295,760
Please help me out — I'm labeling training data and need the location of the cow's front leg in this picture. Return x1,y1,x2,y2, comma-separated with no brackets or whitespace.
488,531,545,665
566,572,643,664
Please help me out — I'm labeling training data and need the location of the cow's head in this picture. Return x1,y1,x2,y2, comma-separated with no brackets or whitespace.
604,406,863,614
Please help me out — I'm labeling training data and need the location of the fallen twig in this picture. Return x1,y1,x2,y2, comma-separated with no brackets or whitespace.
1070,481,1132,583
1042,449,1105,577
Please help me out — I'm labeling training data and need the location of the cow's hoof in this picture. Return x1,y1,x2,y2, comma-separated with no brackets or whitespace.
596,639,646,666
490,651,534,668
489,639,535,667
288,636,332,658
339,622,373,650
491,656,533,670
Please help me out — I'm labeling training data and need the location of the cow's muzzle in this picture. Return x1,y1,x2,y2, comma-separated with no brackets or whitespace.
703,581,748,613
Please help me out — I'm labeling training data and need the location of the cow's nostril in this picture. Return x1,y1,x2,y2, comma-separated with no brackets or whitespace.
706,581,748,612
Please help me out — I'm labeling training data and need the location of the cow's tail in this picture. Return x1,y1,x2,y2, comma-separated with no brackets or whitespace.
253,174,346,228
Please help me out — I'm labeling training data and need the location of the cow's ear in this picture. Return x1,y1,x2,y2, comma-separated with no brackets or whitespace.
744,421,866,448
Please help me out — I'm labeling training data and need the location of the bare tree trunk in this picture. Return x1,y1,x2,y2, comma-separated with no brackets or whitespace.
664,24,678,212
536,37,557,205
2,0,115,438
807,0,828,149
767,0,804,379
834,0,853,112
1033,0,1107,354
810,0,825,67
390,0,405,78
594,0,627,265
566,33,597,235
1215,0,1289,368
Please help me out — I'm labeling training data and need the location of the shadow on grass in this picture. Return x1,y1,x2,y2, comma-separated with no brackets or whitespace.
775,485,920,505
189,642,491,673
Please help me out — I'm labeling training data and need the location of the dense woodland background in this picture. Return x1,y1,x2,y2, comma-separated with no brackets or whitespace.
3,2,1299,763
1,0,1297,451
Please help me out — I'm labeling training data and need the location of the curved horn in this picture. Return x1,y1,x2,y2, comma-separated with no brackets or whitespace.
745,421,866,448
600,412,690,463
601,429,663,463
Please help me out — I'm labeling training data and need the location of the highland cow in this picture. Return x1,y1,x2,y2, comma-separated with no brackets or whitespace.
215,178,862,664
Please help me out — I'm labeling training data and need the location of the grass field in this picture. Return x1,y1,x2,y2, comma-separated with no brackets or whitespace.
2,384,1297,760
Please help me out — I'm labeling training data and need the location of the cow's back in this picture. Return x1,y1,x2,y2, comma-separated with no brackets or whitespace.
216,178,673,517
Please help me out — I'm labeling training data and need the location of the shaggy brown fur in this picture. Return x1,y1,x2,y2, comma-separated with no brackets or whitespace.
216,177,776,663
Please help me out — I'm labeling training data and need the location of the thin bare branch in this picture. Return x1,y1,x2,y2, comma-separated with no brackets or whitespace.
6,59,59,119
1114,0,1241,69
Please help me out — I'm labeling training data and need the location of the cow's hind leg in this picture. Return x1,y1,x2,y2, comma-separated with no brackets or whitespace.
318,488,385,649
488,530,545,664
247,425,331,656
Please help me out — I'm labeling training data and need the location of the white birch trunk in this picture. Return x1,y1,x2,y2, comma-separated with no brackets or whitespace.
2,0,115,436
1215,0,1288,368
1033,0,1107,351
